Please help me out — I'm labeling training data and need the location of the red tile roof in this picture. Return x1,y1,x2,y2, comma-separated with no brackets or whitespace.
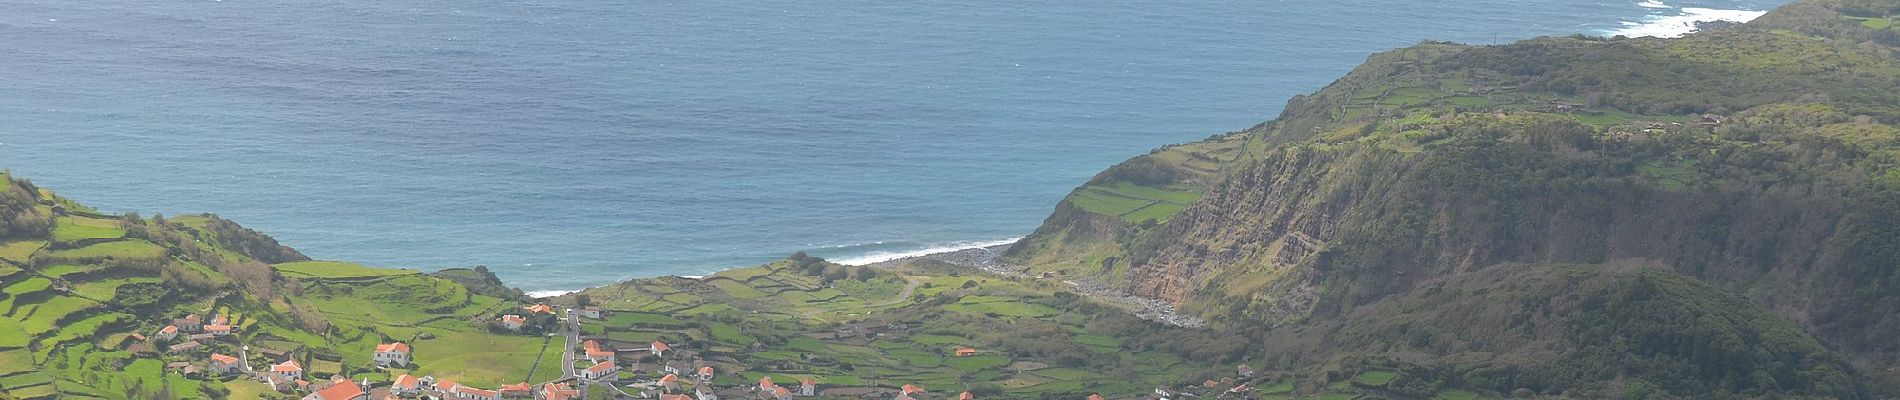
375,342,410,353
660,374,679,384
271,360,302,373
310,380,366,400
588,361,616,373
542,383,581,400
760,376,774,388
158,325,177,335
1088,394,1104,400
500,382,532,392
801,376,816,386
699,366,715,375
392,374,419,388
435,380,460,391
205,324,231,332
902,384,925,394
660,394,693,400
209,353,239,364
651,340,670,352
524,304,554,314
960,391,975,400
774,386,792,397
454,385,498,397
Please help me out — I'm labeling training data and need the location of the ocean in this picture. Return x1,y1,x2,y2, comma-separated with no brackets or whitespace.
0,0,1784,294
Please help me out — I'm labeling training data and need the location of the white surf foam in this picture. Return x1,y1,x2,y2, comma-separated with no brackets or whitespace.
1637,0,1671,9
1610,6,1768,38
526,289,577,298
832,237,1022,266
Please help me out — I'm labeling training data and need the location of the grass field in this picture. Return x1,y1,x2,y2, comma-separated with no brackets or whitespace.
1354,370,1398,387
4,276,52,296
44,240,167,262
1068,182,1202,223
73,278,161,301
275,260,418,278
37,264,103,279
0,240,43,263
53,216,126,242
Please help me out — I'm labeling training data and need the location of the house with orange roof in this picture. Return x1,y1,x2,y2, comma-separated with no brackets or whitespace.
953,348,977,357
901,384,925,396
758,376,775,391
271,360,304,381
661,394,694,400
650,340,671,357
580,360,619,381
210,314,229,326
208,353,241,375
205,324,233,336
452,385,500,400
374,342,412,366
959,392,974,400
500,315,526,330
1088,394,1104,400
498,382,533,398
659,374,681,392
173,314,202,332
391,374,422,395
771,385,793,400
799,377,816,396
523,304,554,315
583,340,615,363
157,325,179,341
302,379,367,400
541,383,581,400
697,366,716,381
432,380,461,395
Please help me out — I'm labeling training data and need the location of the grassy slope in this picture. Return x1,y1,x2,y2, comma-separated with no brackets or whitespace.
559,258,1238,399
1006,1,1900,398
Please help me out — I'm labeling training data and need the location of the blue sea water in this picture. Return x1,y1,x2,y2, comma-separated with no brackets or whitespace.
0,0,1784,293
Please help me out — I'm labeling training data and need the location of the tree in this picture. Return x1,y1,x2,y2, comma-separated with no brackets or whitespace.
575,294,593,307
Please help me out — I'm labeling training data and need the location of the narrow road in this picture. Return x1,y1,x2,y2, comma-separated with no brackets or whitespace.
560,308,580,381
864,276,924,308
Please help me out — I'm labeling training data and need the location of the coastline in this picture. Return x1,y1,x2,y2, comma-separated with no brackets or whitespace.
523,237,1025,298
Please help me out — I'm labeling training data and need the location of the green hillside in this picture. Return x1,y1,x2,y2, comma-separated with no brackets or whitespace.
1007,0,1900,398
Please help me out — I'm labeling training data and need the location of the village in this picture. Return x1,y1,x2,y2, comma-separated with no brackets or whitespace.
134,300,1268,400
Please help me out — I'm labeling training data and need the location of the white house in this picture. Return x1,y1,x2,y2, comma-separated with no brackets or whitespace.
270,360,303,381
500,315,526,330
697,386,720,400
302,379,367,400
156,325,179,341
650,340,670,358
391,374,422,395
583,340,615,364
577,306,604,319
208,353,241,376
374,342,412,366
800,377,816,396
452,385,499,400
580,361,618,381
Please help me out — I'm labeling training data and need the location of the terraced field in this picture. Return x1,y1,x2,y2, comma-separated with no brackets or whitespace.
564,260,1231,398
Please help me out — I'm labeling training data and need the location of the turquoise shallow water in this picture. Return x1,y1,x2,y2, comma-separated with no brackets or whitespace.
0,0,1782,292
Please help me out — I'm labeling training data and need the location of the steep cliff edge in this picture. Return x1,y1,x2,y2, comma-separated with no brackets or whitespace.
1009,0,1900,396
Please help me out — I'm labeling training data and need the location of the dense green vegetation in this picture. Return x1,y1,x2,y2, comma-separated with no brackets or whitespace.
1007,0,1900,398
